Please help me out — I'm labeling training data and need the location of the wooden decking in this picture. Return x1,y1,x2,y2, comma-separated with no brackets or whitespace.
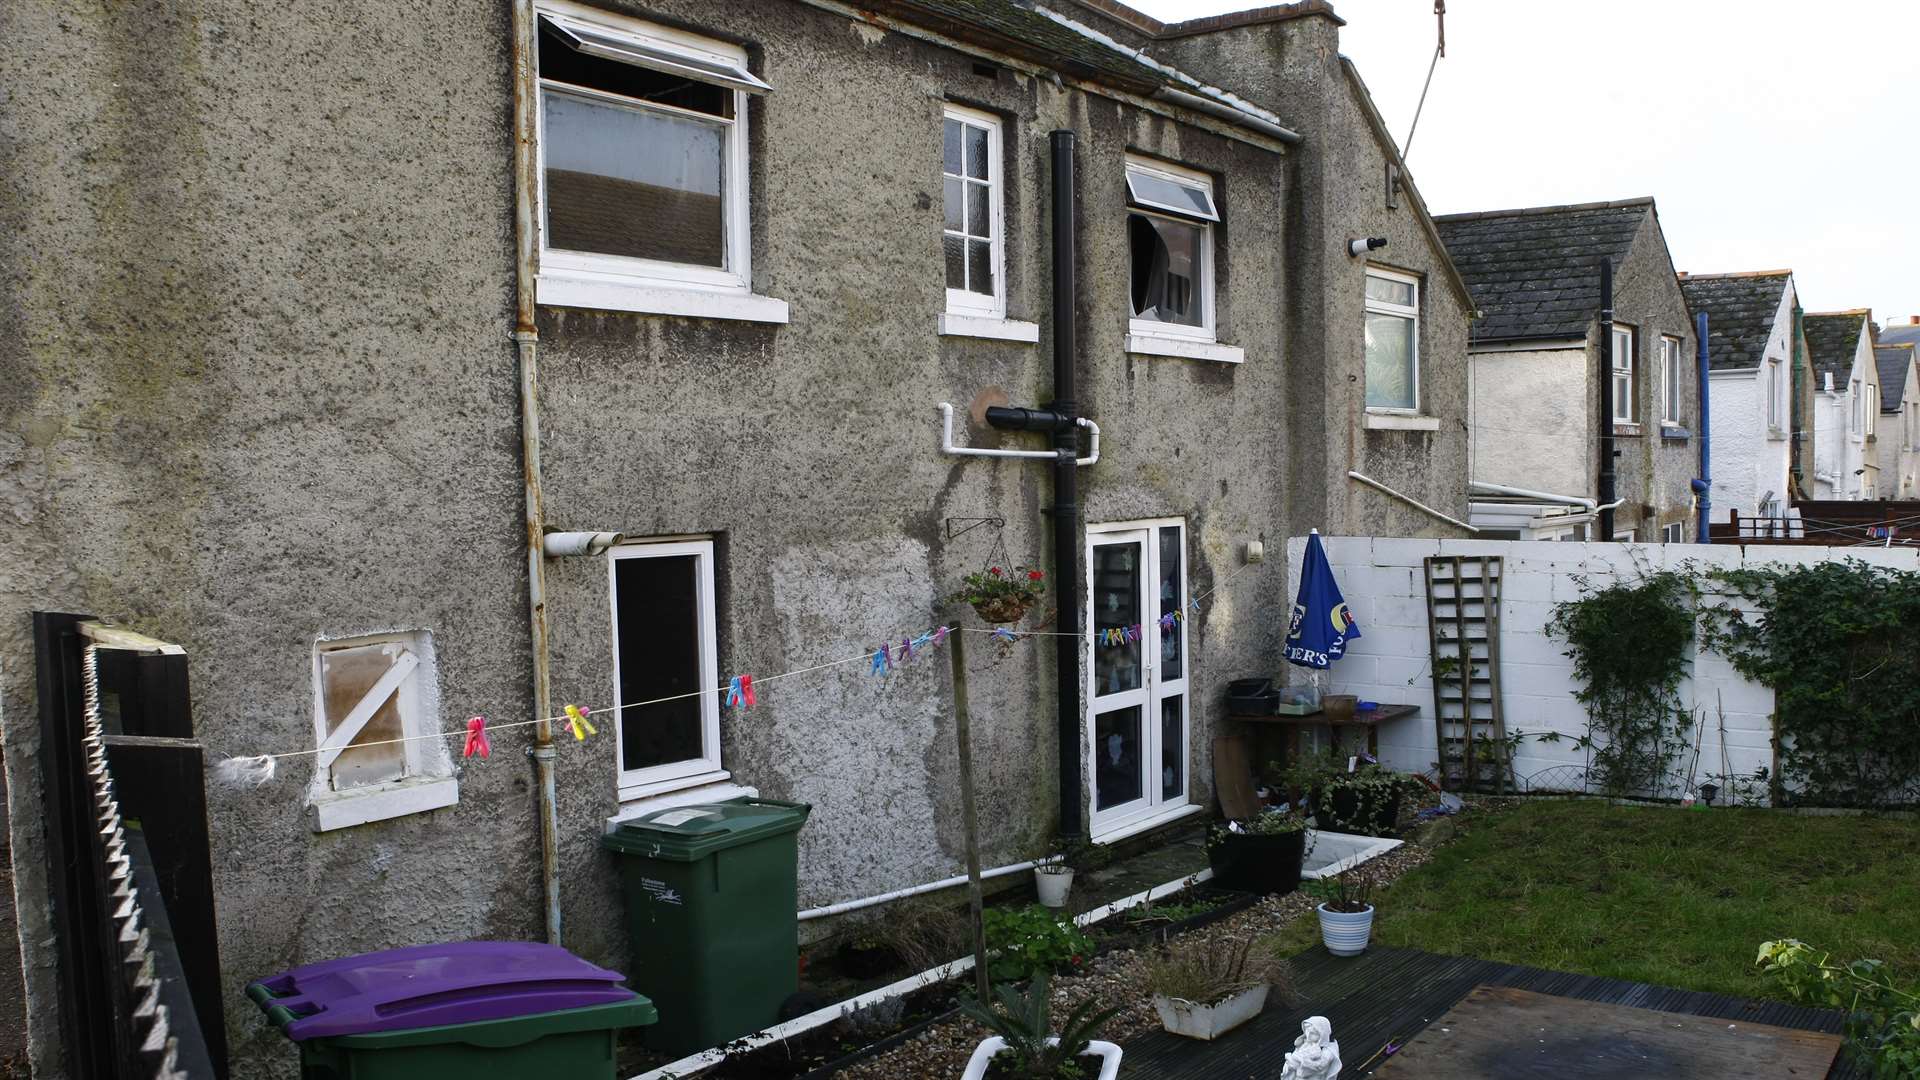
1121,946,1867,1078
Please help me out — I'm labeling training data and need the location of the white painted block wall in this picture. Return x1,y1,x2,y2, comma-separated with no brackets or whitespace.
1282,536,1920,799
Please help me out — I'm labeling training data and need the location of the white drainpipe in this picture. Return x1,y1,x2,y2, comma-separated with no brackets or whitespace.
1468,480,1597,510
939,403,1099,466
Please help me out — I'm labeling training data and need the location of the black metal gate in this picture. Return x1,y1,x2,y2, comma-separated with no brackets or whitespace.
33,613,225,1079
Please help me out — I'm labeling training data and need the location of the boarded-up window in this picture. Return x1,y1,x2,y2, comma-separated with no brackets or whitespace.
315,635,427,791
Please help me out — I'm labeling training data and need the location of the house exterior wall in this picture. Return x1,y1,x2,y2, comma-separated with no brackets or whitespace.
0,1,1459,1073
1878,356,1920,498
1153,14,1475,538
1606,210,1700,539
1469,345,1589,498
1814,327,1879,499
1707,282,1797,522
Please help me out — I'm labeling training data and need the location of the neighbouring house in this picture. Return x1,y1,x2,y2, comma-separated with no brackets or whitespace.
1804,310,1881,499
1436,198,1702,542
0,0,1473,1072
1677,270,1808,525
1882,314,1920,347
1875,342,1920,498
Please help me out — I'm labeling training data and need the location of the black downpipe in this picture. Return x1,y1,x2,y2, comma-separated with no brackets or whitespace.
1598,258,1617,540
1049,130,1082,838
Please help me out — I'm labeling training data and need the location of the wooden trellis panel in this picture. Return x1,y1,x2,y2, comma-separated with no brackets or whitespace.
1424,556,1508,792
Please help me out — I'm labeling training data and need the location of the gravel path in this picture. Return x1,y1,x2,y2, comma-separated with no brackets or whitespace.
830,801,1492,1079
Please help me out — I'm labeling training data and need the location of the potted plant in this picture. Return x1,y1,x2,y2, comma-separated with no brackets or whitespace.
1147,932,1298,1041
951,565,1047,624
1205,810,1310,894
981,905,1095,982
1309,867,1377,956
960,971,1124,1080
1279,750,1412,837
1033,835,1107,910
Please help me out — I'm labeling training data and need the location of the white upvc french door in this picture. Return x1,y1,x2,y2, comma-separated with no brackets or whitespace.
1086,519,1191,838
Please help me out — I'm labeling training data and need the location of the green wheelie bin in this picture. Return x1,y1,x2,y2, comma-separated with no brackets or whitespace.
601,797,811,1056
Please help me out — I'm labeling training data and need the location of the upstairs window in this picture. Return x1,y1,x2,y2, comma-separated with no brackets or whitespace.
942,105,1004,319
535,4,768,293
1767,355,1785,431
1660,335,1683,424
1364,268,1420,412
1126,158,1217,340
1611,324,1637,424
1851,380,1864,434
1867,385,1877,436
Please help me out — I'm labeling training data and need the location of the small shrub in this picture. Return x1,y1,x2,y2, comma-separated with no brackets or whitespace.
958,971,1121,1080
982,905,1094,983
1144,932,1298,1007
1758,939,1920,1078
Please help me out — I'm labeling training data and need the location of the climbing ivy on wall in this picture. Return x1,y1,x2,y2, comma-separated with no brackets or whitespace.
1546,571,1698,798
1701,560,1920,809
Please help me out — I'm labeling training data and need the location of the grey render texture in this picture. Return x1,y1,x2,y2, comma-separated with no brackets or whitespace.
1437,199,1702,537
0,0,1471,1074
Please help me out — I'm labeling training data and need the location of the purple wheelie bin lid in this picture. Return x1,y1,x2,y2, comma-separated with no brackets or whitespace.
248,940,637,1040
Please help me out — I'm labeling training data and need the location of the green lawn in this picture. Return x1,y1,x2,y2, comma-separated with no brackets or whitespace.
1316,800,1920,1001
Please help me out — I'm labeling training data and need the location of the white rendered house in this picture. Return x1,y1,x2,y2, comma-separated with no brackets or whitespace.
1875,342,1919,498
1805,310,1879,500
1679,270,1797,522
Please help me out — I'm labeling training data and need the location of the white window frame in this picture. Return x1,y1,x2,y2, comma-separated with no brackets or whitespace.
1613,529,1637,542
1851,379,1864,436
1611,324,1636,424
609,539,726,801
532,1,786,322
1767,355,1785,433
1124,157,1218,346
1084,517,1198,842
942,104,1005,321
1363,266,1421,414
306,631,457,832
1662,522,1686,544
1866,384,1876,436
1660,335,1683,425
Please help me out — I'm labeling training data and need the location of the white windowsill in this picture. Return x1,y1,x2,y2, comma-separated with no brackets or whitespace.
1124,334,1245,364
1090,802,1206,845
538,274,790,323
308,774,458,832
606,778,759,831
1362,412,1440,431
939,313,1040,342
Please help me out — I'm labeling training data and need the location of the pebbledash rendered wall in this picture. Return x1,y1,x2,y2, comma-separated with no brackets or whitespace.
1282,536,1920,797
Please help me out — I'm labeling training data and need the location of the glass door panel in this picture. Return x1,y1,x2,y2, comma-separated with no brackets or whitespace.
1159,695,1184,800
1092,541,1142,698
1158,527,1183,680
1094,706,1144,811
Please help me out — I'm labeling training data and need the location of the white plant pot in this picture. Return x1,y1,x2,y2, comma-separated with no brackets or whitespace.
1317,902,1375,956
1152,985,1270,1040
961,1036,1123,1080
1034,866,1074,908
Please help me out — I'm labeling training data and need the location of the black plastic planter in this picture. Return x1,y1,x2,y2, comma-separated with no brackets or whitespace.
1312,788,1402,837
1206,830,1307,894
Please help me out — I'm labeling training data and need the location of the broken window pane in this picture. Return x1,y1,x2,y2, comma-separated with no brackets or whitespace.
1128,213,1203,327
319,643,409,791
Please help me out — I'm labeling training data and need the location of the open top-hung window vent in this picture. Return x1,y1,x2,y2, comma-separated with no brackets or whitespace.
1124,162,1218,221
540,12,771,94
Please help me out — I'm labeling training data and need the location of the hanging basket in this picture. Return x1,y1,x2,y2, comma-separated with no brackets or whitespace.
970,594,1035,625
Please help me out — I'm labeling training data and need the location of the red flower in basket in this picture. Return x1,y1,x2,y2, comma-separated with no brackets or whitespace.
1028,571,1044,581
989,566,1002,576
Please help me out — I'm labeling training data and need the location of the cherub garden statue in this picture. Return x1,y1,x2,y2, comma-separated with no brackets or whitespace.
1280,1015,1341,1079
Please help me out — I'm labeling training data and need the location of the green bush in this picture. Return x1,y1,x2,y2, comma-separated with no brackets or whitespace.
1758,939,1920,1078
982,905,1094,983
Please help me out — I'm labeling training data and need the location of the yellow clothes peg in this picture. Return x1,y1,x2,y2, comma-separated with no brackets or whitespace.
564,704,597,741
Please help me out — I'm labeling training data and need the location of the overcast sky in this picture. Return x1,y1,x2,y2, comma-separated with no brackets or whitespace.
1126,0,1920,323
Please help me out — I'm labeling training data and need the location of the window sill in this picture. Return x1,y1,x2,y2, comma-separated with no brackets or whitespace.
1612,423,1642,436
1124,334,1244,364
1090,801,1205,845
939,313,1040,342
606,777,758,832
1362,412,1440,431
1660,424,1691,441
308,774,458,833
1767,428,1789,442
538,274,790,324
617,767,735,805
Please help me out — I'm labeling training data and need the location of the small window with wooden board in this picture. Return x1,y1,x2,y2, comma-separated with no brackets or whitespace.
307,631,457,831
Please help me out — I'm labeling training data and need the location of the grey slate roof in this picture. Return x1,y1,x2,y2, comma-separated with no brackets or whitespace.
1876,344,1914,412
866,0,1168,91
1434,199,1652,343
1677,271,1791,371
1882,322,1920,348
1803,311,1869,385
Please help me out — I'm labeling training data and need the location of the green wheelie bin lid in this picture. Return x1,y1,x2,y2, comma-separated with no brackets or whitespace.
601,797,810,862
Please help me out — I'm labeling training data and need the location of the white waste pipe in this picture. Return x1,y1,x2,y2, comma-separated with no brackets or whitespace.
798,858,1057,921
542,531,624,557
1348,471,1479,533
1468,480,1597,510
938,403,1099,467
